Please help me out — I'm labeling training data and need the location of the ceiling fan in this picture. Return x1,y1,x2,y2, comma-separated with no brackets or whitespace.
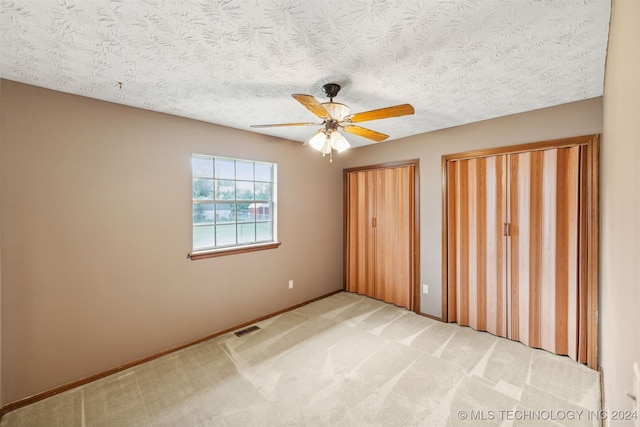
251,83,414,161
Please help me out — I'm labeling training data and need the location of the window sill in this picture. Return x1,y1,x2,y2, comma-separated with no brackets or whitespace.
189,242,281,260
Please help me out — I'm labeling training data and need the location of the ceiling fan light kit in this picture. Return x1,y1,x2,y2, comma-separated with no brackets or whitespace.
308,129,350,162
251,83,415,162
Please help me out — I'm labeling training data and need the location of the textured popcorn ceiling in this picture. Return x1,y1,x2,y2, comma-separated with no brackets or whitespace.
0,0,611,147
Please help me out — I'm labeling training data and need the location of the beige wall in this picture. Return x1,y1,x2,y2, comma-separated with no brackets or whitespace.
0,80,344,404
338,97,603,317
600,0,640,420
0,77,3,407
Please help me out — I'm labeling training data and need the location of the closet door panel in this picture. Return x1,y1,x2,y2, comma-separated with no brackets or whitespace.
577,146,589,364
558,147,582,359
446,161,458,320
509,147,581,359
345,165,415,310
448,156,507,336
484,156,507,335
540,149,558,352
375,166,413,308
454,160,470,326
346,170,376,297
444,135,598,367
509,152,530,344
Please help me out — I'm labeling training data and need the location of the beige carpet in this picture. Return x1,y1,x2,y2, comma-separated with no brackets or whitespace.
1,292,601,426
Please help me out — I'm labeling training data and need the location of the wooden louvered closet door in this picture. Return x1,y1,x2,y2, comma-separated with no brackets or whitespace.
345,165,415,310
446,143,591,365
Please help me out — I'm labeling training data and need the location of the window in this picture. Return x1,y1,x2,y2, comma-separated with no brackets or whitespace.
191,154,278,258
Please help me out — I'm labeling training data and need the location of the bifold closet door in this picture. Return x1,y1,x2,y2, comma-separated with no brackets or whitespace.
509,146,586,362
447,155,508,337
345,166,414,310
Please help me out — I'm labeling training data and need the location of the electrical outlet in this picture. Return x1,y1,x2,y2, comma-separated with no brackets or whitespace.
288,280,294,289
422,284,429,294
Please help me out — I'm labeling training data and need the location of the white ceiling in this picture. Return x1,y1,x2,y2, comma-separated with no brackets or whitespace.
1,0,611,148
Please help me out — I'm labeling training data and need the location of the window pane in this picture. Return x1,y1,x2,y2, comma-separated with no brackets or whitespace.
192,154,276,252
256,222,272,241
215,180,235,200
238,223,256,244
236,181,254,200
215,158,235,179
254,203,271,221
193,178,213,200
193,226,214,249
236,161,254,181
255,163,272,182
216,224,236,246
255,182,271,201
192,157,213,178
237,203,254,222
193,203,214,225
216,203,235,223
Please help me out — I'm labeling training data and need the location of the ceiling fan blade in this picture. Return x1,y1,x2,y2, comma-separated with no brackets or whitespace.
347,104,415,123
292,94,331,119
250,122,320,128
341,125,389,142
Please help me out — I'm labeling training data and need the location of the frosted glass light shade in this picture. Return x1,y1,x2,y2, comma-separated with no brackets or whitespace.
320,137,332,154
308,131,327,151
331,131,350,153
308,129,350,156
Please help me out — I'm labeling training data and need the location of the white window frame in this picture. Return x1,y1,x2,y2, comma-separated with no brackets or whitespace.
189,154,279,260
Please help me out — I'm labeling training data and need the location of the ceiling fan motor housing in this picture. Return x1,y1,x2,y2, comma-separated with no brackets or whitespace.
322,83,341,100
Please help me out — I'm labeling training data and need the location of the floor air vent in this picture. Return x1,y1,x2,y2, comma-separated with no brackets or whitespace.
234,325,260,337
